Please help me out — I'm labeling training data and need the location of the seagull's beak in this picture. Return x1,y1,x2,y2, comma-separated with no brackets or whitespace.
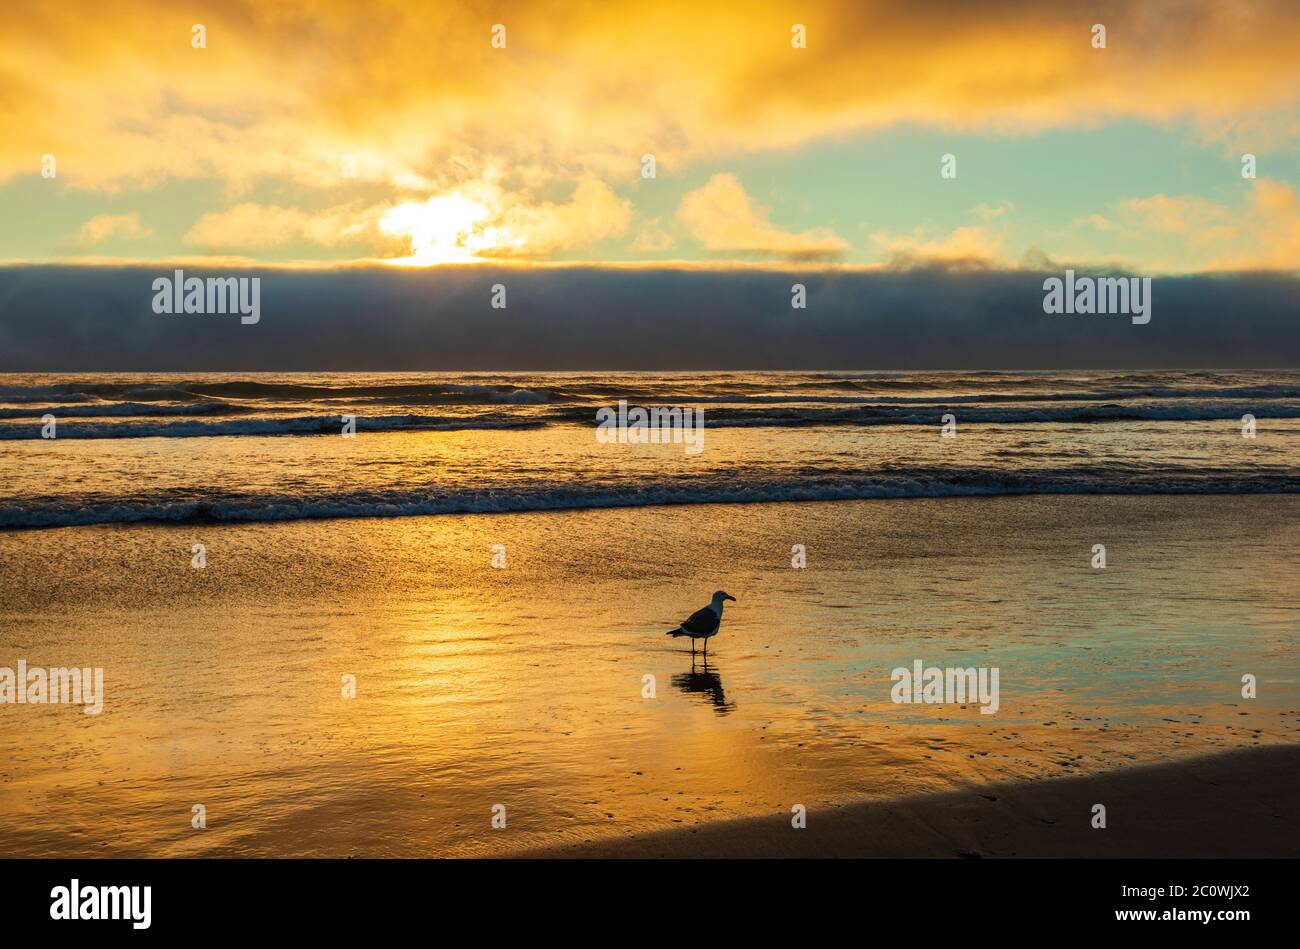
724,594,737,602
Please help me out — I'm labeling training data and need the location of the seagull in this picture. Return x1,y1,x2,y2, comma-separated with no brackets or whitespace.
666,590,736,655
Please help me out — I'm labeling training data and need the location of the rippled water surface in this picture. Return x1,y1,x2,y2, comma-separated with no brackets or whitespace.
0,370,1297,527
1,494,1297,856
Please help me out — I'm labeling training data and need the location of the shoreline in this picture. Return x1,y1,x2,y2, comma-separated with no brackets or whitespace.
3,490,1299,534
527,745,1300,858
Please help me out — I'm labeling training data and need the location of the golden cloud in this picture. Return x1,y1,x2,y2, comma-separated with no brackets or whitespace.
5,0,1300,194
1099,179,1300,270
184,202,390,251
78,212,151,246
631,218,675,253
181,178,631,261
869,225,1007,269
679,173,848,260
377,178,632,263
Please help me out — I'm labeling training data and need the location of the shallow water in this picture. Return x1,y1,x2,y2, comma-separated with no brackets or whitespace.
1,494,1296,856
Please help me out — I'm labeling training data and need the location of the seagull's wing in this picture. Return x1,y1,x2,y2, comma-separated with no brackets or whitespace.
679,606,720,635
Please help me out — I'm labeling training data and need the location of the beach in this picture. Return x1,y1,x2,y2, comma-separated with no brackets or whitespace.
2,492,1297,857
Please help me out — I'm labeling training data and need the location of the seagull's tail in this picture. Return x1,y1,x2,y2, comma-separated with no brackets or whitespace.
666,627,687,637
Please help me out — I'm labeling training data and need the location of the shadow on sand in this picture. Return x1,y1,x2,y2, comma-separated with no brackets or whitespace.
527,745,1300,858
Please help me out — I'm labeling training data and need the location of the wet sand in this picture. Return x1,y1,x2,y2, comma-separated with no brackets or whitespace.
533,745,1300,858
1,494,1297,857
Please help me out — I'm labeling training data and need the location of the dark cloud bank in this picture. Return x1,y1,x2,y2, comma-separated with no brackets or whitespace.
0,265,1297,371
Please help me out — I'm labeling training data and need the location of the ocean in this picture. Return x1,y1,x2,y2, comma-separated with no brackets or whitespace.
1,369,1298,528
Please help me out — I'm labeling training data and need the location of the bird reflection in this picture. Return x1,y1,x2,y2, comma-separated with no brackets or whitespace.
671,654,735,715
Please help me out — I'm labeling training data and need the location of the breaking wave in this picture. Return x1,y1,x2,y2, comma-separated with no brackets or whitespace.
4,467,1296,529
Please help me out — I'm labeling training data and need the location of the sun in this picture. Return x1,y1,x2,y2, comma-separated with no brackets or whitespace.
379,191,505,265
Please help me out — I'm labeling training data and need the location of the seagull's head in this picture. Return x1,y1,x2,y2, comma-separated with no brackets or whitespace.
712,590,737,603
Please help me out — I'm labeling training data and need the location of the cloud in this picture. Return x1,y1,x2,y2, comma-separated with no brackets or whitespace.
1115,194,1227,235
184,202,390,251
971,201,1015,222
4,264,1299,371
631,218,675,253
1079,214,1117,232
870,226,1007,269
78,212,150,246
488,179,632,258
183,179,631,261
7,1,1300,195
378,178,631,263
678,173,848,260
1105,179,1300,271
1207,180,1300,270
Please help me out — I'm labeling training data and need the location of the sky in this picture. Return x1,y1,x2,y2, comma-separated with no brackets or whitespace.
3,0,1300,272
1,1,1299,369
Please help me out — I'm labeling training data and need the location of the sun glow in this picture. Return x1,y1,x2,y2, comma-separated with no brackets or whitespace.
379,192,506,265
